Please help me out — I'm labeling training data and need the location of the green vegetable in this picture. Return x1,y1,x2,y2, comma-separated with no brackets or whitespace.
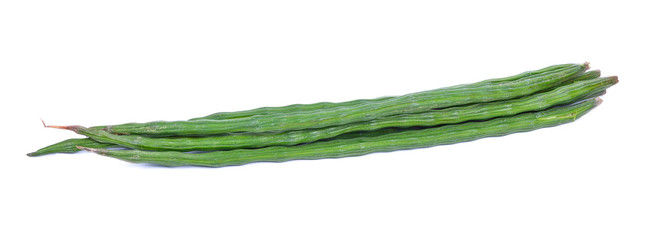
570,70,601,82
191,64,580,121
105,64,587,136
26,138,119,157
27,64,602,156
58,76,616,152
78,98,601,167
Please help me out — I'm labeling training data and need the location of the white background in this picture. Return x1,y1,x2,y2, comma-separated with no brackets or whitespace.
1,1,644,239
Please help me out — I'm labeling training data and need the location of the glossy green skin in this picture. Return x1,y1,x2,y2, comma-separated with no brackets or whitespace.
27,138,118,157
82,98,601,167
191,64,578,121
74,77,616,151
106,64,587,136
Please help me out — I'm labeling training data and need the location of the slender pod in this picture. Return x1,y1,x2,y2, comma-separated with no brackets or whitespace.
191,64,579,121
79,98,602,167
58,76,616,151
27,138,119,157
26,66,602,156
106,63,588,136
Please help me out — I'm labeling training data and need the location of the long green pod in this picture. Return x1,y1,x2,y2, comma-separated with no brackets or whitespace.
80,98,601,167
106,63,587,136
33,88,609,157
68,76,615,152
29,127,410,156
191,64,578,121
25,67,602,156
26,138,119,157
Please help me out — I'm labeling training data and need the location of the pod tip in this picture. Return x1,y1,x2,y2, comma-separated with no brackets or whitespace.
594,97,603,106
45,124,83,133
40,119,85,133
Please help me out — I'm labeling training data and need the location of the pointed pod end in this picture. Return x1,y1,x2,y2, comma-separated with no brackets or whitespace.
607,76,619,85
46,124,84,133
594,97,603,106
583,62,590,71
40,119,86,133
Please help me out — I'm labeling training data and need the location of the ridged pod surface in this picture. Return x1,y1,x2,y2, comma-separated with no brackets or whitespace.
570,70,601,82
25,65,601,156
80,98,601,167
71,77,616,151
191,64,578,121
106,63,587,136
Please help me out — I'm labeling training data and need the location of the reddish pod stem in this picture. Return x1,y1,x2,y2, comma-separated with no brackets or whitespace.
41,120,83,133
